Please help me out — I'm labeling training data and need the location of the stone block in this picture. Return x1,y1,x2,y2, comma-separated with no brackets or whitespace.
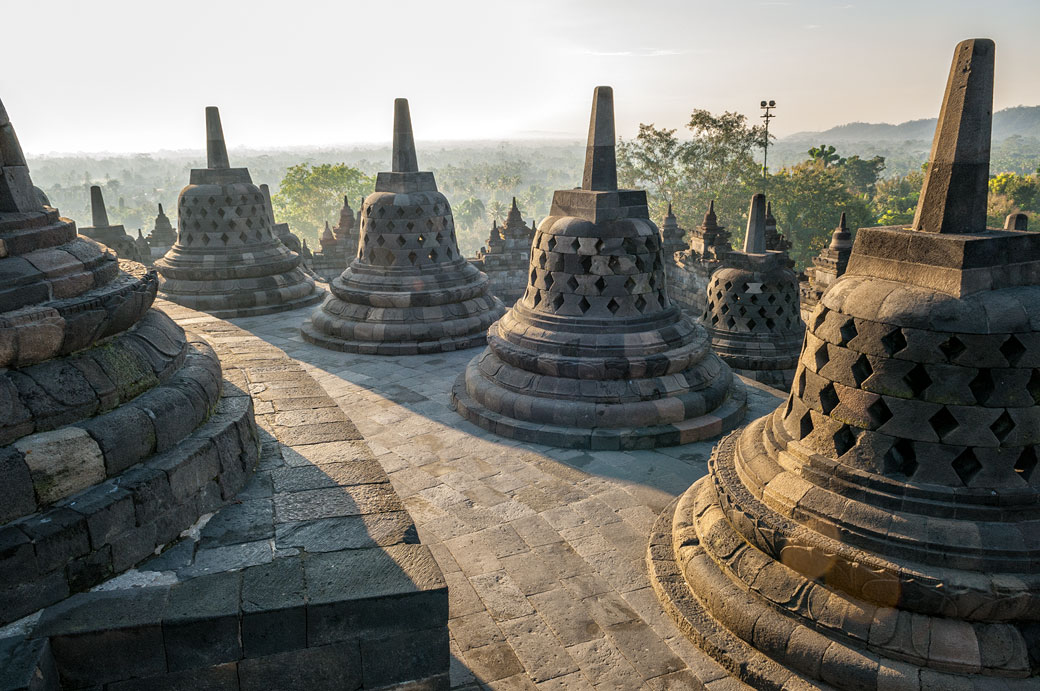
106,662,239,691
0,636,59,691
163,571,242,671
240,556,306,658
237,641,362,691
0,446,36,523
360,625,449,689
15,427,105,505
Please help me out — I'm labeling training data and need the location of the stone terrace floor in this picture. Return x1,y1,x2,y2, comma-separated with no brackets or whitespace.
225,303,784,690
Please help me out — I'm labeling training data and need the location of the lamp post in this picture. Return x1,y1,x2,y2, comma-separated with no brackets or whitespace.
760,100,776,192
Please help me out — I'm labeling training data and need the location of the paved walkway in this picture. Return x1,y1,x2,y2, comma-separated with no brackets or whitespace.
227,304,783,690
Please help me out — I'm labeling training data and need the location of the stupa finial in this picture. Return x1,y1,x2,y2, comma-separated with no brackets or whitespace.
158,203,164,215
90,185,110,227
391,98,419,173
911,38,994,234
743,194,767,253
205,106,231,170
0,95,40,213
581,86,617,191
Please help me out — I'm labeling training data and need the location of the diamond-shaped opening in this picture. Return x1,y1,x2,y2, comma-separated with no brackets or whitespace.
796,368,806,396
530,268,538,284
1001,335,1026,366
428,248,438,261
833,425,857,456
376,235,386,246
758,307,768,318
635,295,648,312
566,275,579,291
547,237,557,252
851,354,873,387
624,277,637,293
217,208,226,218
969,370,995,405
538,252,547,269
883,439,917,478
239,232,248,243
396,207,405,217
578,296,591,313
799,411,814,438
904,363,932,397
407,251,418,265
881,328,907,356
991,410,1015,443
777,305,785,316
594,238,603,252
766,318,776,329
725,316,737,328
1015,446,1037,482
814,343,830,371
552,293,565,311
819,382,839,415
747,318,758,330
608,256,621,272
396,234,406,247
939,336,967,361
867,397,893,427
749,293,759,304
416,232,423,243
219,232,229,244
724,281,733,291
200,234,209,245
737,306,747,317
568,237,580,252
607,298,620,315
594,277,607,293
952,449,983,486
532,291,542,307
580,255,592,273
544,273,554,290
784,396,794,418
1028,370,1040,405
929,407,959,440
446,247,453,258
428,220,436,231
839,318,858,345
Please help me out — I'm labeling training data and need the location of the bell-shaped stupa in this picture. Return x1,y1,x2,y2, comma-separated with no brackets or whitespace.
302,99,505,354
452,87,746,449
0,96,257,623
702,193,804,389
310,195,358,282
473,197,535,304
650,39,1040,689
154,107,319,317
79,185,147,263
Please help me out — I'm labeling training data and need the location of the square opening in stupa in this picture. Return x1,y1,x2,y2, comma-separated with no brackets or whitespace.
2,6,1038,689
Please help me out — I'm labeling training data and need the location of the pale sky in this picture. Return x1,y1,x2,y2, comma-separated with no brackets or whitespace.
4,0,1038,154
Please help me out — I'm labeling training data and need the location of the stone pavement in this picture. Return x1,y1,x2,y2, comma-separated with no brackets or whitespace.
227,304,784,690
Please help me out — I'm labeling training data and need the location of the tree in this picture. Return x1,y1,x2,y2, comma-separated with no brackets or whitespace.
807,144,843,167
767,160,874,269
871,167,924,226
487,199,507,224
272,163,374,240
617,109,764,234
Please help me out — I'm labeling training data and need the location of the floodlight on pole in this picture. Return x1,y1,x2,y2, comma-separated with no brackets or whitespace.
760,100,776,191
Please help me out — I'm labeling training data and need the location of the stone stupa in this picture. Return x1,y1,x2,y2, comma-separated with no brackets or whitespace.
79,185,147,263
801,211,854,320
302,99,505,354
147,202,176,257
473,197,535,304
659,202,687,261
650,38,1040,690
310,196,358,282
452,87,746,449
0,95,257,624
702,193,804,388
154,107,320,318
667,200,731,314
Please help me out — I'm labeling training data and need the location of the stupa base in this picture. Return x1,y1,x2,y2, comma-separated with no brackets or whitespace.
161,288,322,319
450,373,746,450
300,319,491,355
647,428,1040,691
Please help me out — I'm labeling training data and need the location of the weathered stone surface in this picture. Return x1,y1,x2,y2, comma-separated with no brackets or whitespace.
702,194,804,390
154,107,320,318
651,37,1040,690
301,98,504,354
452,87,745,448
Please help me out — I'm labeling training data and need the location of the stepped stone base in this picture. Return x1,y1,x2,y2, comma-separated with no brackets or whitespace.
301,318,491,356
452,369,747,450
160,282,323,320
0,302,448,691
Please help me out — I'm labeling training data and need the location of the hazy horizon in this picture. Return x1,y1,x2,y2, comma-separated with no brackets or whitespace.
5,0,1039,155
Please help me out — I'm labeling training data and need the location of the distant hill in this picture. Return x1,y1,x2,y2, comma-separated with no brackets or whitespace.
784,105,1040,143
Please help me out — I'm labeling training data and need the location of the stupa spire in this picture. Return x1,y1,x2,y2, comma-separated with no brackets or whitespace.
90,185,110,227
581,86,617,191
205,106,231,169
742,193,767,253
0,95,39,212
391,98,419,173
911,38,994,234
